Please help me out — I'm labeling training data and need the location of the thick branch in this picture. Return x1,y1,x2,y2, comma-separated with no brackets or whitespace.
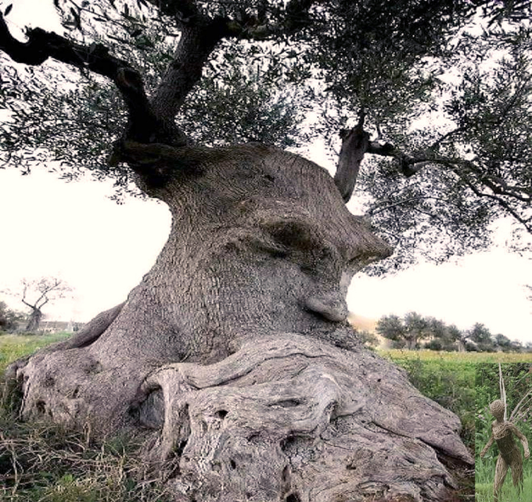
151,19,227,122
0,15,187,147
334,115,370,203
367,141,428,177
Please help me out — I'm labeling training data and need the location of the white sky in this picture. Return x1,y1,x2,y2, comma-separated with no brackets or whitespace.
0,0,531,344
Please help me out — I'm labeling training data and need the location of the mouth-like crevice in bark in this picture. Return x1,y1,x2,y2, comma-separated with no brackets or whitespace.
285,493,301,502
138,387,165,429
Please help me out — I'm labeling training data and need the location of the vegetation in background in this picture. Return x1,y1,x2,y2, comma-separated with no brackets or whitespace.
2,277,72,333
0,302,24,333
376,311,528,352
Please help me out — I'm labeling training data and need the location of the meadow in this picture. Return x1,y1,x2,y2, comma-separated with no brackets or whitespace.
2,334,531,501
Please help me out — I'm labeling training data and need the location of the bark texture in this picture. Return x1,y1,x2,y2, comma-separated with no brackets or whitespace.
8,144,473,501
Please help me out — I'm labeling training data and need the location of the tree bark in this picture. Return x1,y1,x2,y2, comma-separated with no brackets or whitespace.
7,144,472,501
25,308,42,332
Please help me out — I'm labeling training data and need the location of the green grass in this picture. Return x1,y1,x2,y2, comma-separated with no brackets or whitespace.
475,457,532,502
378,349,532,363
474,363,532,502
0,332,71,374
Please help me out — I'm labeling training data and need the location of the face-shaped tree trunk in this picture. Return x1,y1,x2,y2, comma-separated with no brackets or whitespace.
9,144,473,501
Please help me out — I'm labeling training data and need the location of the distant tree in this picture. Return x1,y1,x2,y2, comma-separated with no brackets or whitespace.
509,339,523,353
356,329,380,349
376,314,407,348
15,278,72,332
464,323,496,352
495,333,513,352
402,312,432,350
377,314,522,353
0,301,24,332
376,312,431,349
446,324,465,351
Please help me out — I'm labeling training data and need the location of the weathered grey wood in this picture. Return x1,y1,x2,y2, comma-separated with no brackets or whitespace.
334,126,371,203
8,144,471,501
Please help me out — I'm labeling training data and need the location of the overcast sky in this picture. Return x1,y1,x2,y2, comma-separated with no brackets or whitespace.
0,0,531,344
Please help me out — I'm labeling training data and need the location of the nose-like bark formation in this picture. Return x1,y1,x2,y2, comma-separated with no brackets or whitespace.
304,292,349,321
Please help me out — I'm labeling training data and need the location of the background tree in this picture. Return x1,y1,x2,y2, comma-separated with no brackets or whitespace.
354,329,380,349
15,277,72,332
0,300,24,332
5,1,530,500
376,311,432,349
464,322,497,352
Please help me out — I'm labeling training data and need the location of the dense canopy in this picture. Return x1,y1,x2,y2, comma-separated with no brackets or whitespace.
1,0,531,269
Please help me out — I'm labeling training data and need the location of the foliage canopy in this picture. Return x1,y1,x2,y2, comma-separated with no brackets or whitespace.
0,0,531,269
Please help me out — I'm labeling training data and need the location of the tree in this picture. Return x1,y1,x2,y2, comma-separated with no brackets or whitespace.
464,322,496,352
14,277,72,332
376,312,432,349
355,329,380,349
423,320,464,351
1,1,531,266
0,300,24,332
375,314,407,348
11,1,532,499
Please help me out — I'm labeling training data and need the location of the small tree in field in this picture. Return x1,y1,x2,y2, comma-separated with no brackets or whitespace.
3,0,531,499
376,312,432,350
15,277,72,332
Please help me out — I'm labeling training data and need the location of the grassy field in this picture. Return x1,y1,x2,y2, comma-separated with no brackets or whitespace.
474,363,532,502
0,332,71,374
379,348,532,363
0,332,174,502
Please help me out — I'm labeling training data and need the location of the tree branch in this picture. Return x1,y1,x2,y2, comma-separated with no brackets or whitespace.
367,141,429,177
221,0,319,41
151,19,228,123
367,138,531,232
0,14,179,142
333,112,370,202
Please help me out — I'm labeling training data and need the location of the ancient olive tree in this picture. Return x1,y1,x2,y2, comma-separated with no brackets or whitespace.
3,0,530,500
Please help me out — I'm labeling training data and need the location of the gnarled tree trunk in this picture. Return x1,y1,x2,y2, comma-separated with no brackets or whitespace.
8,143,473,502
